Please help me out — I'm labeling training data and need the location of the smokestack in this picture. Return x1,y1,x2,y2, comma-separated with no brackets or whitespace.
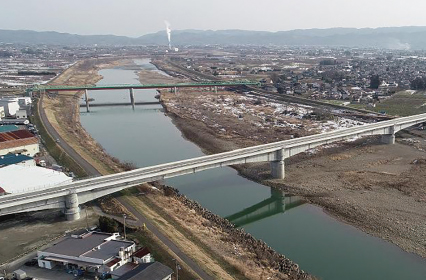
165,20,172,50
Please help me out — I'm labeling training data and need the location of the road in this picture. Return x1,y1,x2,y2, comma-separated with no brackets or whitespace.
38,94,213,280
38,94,100,176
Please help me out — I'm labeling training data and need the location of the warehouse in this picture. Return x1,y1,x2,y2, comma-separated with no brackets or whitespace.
0,164,72,194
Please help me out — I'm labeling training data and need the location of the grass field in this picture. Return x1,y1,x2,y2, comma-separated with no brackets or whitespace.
350,90,426,117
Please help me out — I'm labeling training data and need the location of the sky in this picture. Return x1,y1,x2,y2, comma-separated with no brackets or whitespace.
2,0,426,37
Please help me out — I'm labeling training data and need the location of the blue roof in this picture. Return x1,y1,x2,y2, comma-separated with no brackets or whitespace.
0,154,33,167
0,125,20,133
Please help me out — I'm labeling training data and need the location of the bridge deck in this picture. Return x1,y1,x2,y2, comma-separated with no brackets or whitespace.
34,81,260,92
1,113,426,216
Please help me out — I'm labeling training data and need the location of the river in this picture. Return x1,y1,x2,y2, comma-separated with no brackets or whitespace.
80,59,426,280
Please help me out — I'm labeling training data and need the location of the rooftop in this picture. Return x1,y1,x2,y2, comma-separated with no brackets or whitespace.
0,165,71,193
44,232,112,257
118,262,173,280
43,232,134,262
0,153,33,167
0,125,19,133
132,247,150,258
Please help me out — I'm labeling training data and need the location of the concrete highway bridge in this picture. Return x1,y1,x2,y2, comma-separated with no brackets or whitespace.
32,81,261,111
1,113,426,221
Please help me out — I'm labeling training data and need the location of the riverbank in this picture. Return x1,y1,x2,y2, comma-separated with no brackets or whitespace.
159,89,426,259
36,58,313,279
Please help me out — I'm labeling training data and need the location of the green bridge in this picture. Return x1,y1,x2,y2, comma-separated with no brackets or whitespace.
31,80,261,112
32,80,261,92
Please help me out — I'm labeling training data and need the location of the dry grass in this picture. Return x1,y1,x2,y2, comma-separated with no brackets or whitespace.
127,194,290,280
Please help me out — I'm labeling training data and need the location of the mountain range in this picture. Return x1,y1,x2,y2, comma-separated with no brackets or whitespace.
2,27,426,49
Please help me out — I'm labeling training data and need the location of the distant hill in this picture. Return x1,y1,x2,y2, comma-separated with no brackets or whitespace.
2,27,426,49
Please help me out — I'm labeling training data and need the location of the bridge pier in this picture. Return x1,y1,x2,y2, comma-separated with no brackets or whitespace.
381,125,395,144
174,87,177,93
84,89,90,112
65,191,80,221
129,88,135,110
214,86,218,94
271,149,285,179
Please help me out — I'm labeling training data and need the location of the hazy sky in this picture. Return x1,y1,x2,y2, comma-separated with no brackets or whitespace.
2,0,426,37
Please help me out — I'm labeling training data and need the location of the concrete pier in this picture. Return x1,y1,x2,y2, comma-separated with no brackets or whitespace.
271,149,285,179
214,86,218,94
129,88,135,110
381,125,395,144
65,191,80,221
84,89,90,112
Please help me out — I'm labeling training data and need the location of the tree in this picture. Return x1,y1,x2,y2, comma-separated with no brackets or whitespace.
99,216,119,233
411,77,426,90
370,75,381,89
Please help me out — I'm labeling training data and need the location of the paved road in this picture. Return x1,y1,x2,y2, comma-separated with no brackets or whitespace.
38,95,213,280
38,95,100,176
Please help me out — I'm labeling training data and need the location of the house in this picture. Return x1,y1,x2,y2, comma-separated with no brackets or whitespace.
131,247,152,264
37,231,136,276
0,129,39,156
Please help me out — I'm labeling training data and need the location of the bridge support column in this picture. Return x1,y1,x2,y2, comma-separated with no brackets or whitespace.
65,191,80,221
271,149,285,179
174,87,177,93
381,125,395,144
84,89,90,112
214,86,218,94
129,88,135,110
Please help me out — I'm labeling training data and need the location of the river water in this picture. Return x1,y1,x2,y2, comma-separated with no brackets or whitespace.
80,59,426,280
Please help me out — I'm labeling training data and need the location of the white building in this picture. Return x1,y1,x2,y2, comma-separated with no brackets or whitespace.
37,232,135,275
0,107,4,121
15,109,27,119
18,97,32,107
0,98,20,117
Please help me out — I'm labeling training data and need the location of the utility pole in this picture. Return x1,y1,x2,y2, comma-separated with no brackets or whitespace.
85,207,89,230
172,259,180,280
123,214,127,240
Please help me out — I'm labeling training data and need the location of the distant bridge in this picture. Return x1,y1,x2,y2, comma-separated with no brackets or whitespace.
32,81,261,111
1,113,425,221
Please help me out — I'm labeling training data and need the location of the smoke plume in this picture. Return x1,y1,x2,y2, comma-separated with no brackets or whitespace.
164,20,171,49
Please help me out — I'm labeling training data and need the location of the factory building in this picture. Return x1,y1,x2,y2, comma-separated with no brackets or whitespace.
0,164,72,194
0,129,39,156
0,98,20,117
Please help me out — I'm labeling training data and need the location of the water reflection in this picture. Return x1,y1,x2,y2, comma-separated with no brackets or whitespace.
226,188,305,227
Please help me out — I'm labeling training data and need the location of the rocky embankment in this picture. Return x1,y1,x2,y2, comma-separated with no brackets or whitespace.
155,183,313,279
